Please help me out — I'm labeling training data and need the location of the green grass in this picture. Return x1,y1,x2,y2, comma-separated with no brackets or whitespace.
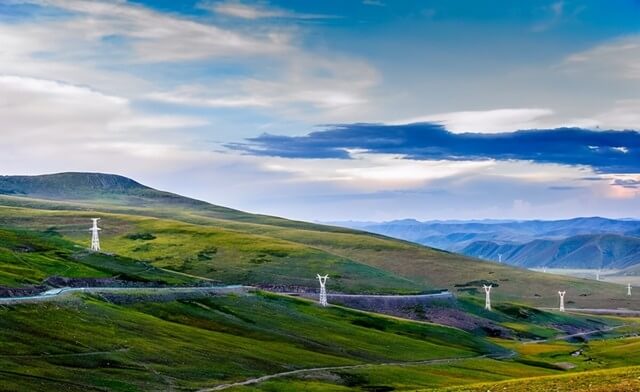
0,192,636,307
3,177,640,390
225,358,560,391
0,292,498,391
0,227,195,287
222,322,640,391
0,205,425,293
437,366,640,392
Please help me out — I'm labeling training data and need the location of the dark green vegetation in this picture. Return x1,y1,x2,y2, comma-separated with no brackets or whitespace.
1,173,640,391
223,358,560,391
0,227,194,287
455,297,613,338
239,364,640,392
0,292,498,391
221,317,640,392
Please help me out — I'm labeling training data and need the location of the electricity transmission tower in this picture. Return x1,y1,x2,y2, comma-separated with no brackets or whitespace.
90,218,101,252
558,291,566,312
317,274,329,307
483,285,492,311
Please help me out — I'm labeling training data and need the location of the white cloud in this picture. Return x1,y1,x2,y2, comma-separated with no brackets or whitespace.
596,100,640,129
3,0,376,120
147,55,380,118
567,100,640,130
0,22,150,95
11,0,291,63
201,1,333,20
563,35,640,80
253,151,592,192
0,75,208,171
393,108,554,133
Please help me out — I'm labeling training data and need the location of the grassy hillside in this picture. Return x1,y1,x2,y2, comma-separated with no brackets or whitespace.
220,317,640,391
0,206,422,293
0,172,637,307
2,173,640,390
0,292,499,391
0,227,195,288
440,367,640,392
1,202,637,307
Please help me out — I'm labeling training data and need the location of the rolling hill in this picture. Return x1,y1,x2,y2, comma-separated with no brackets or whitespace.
0,172,637,309
1,172,640,391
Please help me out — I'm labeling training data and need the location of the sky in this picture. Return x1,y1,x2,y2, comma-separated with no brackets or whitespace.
1,0,640,221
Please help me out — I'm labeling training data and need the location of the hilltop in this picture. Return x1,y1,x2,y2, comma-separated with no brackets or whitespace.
0,172,146,196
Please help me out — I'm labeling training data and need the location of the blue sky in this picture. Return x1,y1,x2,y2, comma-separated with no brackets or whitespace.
1,0,639,221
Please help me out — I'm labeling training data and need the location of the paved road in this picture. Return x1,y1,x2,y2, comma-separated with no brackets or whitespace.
0,285,250,304
282,291,453,299
0,287,451,304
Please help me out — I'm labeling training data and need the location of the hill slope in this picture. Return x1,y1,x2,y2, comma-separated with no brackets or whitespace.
0,291,501,391
0,172,637,308
2,173,640,391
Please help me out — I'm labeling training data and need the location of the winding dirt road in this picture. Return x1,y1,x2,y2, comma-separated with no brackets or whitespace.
196,354,499,392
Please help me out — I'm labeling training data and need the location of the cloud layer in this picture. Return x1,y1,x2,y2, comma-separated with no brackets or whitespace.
231,123,640,173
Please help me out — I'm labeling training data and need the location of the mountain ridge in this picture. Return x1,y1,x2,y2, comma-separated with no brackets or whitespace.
334,218,640,269
0,172,148,195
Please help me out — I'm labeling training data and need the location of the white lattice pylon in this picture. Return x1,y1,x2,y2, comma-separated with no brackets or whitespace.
483,284,492,311
90,218,101,252
558,291,566,312
317,274,329,306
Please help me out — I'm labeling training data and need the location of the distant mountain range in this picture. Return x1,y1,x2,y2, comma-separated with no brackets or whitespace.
330,218,640,269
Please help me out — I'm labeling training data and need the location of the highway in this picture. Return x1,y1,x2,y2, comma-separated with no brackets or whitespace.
281,290,453,299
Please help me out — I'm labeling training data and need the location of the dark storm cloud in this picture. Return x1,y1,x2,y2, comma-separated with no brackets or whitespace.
229,123,640,173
